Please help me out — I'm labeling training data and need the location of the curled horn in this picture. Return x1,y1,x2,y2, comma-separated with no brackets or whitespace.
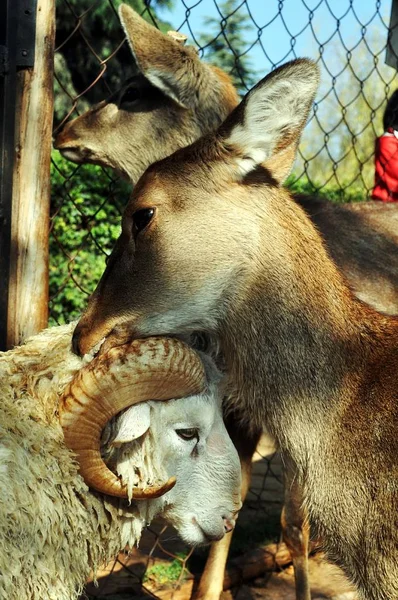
59,337,205,499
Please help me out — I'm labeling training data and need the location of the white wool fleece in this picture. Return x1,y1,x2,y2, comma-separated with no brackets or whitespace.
0,324,164,600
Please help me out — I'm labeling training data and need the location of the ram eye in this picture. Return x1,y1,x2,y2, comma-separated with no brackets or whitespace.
176,428,199,441
120,87,141,104
132,208,155,234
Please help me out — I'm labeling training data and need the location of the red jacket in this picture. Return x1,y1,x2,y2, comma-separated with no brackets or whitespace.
372,130,398,202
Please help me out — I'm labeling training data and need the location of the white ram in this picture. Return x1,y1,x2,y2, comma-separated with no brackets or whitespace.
0,323,241,600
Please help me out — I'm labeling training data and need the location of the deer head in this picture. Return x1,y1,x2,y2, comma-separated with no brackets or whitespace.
54,4,238,183
73,58,320,357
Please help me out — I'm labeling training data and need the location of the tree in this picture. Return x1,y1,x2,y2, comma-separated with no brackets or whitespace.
198,0,257,94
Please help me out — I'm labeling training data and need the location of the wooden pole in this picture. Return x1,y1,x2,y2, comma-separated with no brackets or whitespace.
7,0,55,348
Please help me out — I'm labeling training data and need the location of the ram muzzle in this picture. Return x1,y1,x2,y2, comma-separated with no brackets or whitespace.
59,337,205,499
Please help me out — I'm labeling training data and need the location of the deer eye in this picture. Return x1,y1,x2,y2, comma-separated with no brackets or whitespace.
176,428,199,441
132,208,155,234
120,86,141,104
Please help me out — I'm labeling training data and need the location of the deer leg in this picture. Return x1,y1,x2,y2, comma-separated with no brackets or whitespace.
281,458,311,600
193,416,262,600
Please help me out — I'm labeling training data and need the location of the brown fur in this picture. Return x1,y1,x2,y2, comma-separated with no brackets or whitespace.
296,195,398,314
54,14,398,318
73,60,398,599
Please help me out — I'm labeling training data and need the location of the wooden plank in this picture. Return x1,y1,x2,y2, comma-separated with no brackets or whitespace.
7,0,55,348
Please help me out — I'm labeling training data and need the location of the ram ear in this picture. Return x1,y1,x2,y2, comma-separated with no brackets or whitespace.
111,403,151,447
119,3,205,108
219,58,319,183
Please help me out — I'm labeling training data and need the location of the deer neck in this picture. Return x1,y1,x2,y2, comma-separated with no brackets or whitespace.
220,196,395,465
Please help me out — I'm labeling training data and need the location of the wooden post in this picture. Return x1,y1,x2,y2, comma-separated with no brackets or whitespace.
7,0,55,348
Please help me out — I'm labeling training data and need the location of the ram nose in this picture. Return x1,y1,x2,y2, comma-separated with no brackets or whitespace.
222,515,236,534
222,508,240,534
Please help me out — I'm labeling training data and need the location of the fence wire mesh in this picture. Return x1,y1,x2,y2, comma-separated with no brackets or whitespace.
51,1,397,597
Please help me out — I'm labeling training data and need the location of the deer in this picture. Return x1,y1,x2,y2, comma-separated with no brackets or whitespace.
71,57,398,600
54,7,398,600
53,4,238,182
53,6,398,318
55,7,309,600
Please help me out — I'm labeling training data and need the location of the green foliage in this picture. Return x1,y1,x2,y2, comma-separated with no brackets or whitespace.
49,153,131,325
198,0,257,93
286,175,367,204
143,553,188,585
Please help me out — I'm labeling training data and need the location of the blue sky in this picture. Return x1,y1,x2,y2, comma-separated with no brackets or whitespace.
158,0,394,87
154,0,398,190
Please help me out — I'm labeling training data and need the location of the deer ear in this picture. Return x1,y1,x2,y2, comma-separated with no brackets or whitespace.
111,403,151,447
119,4,204,109
220,59,319,183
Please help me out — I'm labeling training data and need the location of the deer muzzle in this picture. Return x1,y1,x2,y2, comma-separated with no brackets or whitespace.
59,337,206,498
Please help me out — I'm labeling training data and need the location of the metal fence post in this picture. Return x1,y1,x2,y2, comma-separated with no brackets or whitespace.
0,0,19,351
1,0,55,349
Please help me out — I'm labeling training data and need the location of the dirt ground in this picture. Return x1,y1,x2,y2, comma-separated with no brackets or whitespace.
224,555,358,600
82,434,358,600
84,551,357,600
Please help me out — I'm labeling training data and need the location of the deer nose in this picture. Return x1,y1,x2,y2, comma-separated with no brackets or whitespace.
72,322,94,357
72,325,83,356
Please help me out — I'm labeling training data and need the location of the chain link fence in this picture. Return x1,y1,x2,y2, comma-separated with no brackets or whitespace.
50,1,397,597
